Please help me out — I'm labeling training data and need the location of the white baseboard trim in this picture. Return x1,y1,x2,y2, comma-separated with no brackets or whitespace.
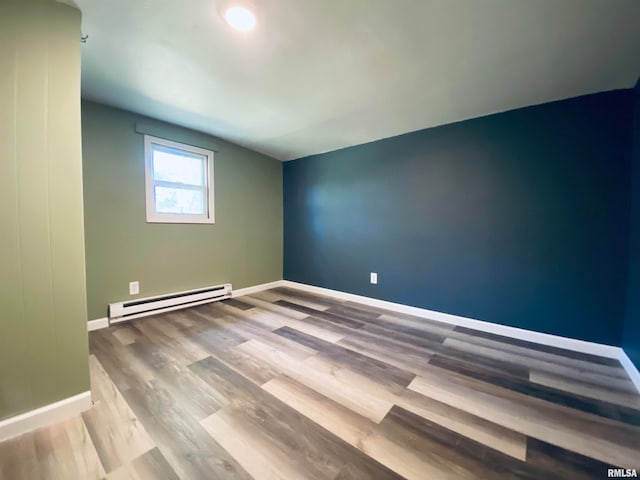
281,280,622,359
88,317,109,331
0,391,92,442
232,280,285,298
619,350,640,393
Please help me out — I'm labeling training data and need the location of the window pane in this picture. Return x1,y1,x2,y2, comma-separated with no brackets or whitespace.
155,186,205,215
152,147,205,186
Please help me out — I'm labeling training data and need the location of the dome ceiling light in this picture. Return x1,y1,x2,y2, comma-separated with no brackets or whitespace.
222,3,257,32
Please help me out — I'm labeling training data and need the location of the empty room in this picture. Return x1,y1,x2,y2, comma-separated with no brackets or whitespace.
2,0,640,478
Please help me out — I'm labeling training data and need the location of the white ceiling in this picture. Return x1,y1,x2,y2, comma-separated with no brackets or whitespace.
76,0,640,161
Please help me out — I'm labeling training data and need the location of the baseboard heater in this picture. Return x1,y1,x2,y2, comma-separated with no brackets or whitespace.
108,283,232,324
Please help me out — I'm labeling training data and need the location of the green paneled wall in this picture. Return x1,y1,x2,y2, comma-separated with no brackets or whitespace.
82,102,283,320
0,0,89,420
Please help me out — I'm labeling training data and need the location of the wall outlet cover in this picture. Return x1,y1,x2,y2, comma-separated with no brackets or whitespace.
129,281,139,295
370,272,378,284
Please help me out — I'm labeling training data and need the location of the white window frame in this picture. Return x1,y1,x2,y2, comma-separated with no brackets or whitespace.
144,135,215,224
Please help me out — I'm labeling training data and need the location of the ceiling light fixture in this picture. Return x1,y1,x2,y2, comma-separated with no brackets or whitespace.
223,3,257,32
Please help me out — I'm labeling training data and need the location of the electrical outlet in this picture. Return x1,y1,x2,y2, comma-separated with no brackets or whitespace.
129,281,139,295
370,272,378,285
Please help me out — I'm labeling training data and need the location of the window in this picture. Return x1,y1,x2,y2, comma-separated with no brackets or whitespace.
144,135,214,224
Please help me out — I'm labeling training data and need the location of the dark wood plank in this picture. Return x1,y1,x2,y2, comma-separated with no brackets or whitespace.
300,314,359,337
338,330,435,374
189,356,259,408
382,405,610,479
121,379,252,480
412,364,640,467
361,322,447,349
429,354,640,426
325,304,383,322
437,345,531,378
220,298,255,310
380,405,532,479
525,438,614,480
323,304,451,347
274,326,417,388
530,369,640,405
127,341,225,420
211,346,282,386
344,301,456,332
96,321,225,423
130,317,207,367
189,301,229,319
333,460,404,480
193,355,407,479
215,304,319,360
89,329,155,392
275,299,366,329
181,311,250,352
443,336,631,385
453,325,622,367
273,287,344,308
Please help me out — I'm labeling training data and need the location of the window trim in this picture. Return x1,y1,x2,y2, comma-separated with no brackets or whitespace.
144,135,215,224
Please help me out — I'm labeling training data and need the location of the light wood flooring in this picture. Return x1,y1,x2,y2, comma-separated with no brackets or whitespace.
1,286,639,479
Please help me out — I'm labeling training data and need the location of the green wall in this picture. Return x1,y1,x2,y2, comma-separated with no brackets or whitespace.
82,101,283,320
0,0,90,420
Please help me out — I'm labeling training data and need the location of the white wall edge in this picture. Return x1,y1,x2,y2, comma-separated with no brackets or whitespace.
0,391,92,442
281,280,622,359
232,280,285,298
619,350,640,394
88,317,109,331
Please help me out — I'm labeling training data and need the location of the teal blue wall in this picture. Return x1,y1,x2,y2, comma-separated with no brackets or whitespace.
284,91,633,346
624,79,640,368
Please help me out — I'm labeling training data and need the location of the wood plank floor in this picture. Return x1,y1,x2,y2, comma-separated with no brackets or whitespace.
1,286,639,479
